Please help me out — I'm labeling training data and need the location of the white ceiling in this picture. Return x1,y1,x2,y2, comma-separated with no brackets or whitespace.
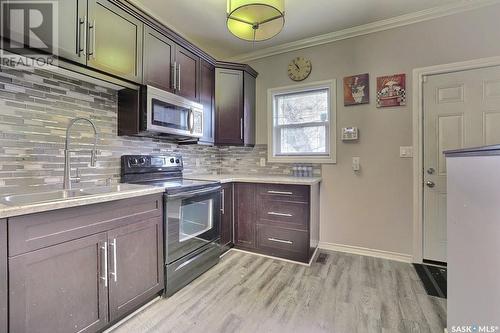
131,0,467,60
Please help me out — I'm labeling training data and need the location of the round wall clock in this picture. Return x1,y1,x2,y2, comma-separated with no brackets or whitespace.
288,57,312,81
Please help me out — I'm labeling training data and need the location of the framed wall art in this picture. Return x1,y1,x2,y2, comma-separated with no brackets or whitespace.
343,73,369,106
376,74,406,108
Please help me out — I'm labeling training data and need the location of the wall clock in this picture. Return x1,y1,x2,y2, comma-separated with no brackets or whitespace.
288,57,312,81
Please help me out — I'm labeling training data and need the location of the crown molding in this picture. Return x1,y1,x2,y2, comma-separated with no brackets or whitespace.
226,0,500,63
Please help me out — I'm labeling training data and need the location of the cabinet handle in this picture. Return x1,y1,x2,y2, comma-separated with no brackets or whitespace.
240,118,243,141
268,237,293,245
177,63,181,92
221,189,225,214
267,212,293,217
77,17,86,56
88,20,96,59
173,61,177,91
267,191,293,195
100,241,108,287
110,238,118,282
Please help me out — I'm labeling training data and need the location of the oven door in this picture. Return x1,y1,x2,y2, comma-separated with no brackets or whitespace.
165,186,221,264
145,85,203,138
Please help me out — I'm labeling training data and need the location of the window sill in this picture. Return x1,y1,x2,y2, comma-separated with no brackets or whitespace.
268,155,336,164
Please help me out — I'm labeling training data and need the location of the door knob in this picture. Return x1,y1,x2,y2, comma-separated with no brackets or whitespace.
425,181,435,188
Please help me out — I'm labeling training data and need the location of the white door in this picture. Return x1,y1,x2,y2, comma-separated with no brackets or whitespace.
423,65,500,263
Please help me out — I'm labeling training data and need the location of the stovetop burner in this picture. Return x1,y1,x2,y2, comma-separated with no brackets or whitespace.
120,155,219,194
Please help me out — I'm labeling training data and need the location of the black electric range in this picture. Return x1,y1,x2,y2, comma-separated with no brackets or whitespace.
121,155,221,297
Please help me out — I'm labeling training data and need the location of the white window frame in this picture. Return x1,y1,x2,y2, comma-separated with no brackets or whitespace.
267,79,337,164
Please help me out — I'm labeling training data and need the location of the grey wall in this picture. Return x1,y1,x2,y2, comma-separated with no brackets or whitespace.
248,4,500,256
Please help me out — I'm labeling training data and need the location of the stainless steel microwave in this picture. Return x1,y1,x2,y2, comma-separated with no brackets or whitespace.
143,85,203,139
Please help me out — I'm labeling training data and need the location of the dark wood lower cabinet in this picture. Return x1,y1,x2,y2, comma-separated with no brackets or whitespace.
108,218,164,321
220,183,233,250
9,232,109,333
0,220,7,333
234,183,256,250
233,183,317,263
7,194,164,333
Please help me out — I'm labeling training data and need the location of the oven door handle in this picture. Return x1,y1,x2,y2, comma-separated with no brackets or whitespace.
166,186,221,200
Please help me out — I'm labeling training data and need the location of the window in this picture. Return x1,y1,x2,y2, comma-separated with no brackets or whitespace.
268,80,336,163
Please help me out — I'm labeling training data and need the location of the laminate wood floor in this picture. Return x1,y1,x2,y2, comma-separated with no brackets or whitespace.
111,250,446,333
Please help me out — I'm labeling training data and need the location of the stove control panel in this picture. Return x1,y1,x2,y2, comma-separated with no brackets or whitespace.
122,155,183,169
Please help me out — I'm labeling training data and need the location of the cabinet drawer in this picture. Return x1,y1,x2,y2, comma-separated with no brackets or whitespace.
9,194,162,256
257,184,309,202
256,224,309,262
258,200,309,230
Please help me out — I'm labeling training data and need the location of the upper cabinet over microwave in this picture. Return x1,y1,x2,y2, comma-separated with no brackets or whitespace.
54,0,144,83
143,26,200,102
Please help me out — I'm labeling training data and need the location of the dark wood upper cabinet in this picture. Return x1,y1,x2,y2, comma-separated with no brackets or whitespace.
9,232,109,333
221,183,233,249
0,220,6,333
234,183,256,249
175,46,200,101
143,26,175,92
87,0,143,83
215,67,256,146
108,218,163,322
199,60,215,144
55,0,88,65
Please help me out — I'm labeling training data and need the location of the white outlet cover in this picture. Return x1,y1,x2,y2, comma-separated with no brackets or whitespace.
400,146,414,158
260,158,266,167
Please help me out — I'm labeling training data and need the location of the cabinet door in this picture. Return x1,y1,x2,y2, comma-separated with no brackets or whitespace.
108,218,163,321
9,233,108,333
143,26,175,92
199,60,215,144
0,220,6,333
215,69,244,145
221,183,233,248
243,72,256,146
55,0,88,64
88,0,143,82
234,183,256,249
175,45,200,101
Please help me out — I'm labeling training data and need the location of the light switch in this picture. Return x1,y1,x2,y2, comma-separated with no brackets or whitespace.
352,157,360,172
260,158,266,167
195,158,201,167
400,146,414,158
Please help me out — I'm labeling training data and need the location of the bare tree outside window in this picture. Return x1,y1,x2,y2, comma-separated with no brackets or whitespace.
273,88,330,155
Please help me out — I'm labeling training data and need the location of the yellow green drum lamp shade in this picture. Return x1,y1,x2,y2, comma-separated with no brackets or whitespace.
227,0,285,42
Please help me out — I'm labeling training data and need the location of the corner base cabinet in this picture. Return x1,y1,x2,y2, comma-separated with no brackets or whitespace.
7,194,164,333
234,182,320,263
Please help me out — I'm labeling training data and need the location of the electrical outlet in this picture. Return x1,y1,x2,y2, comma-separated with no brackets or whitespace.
352,157,360,172
400,146,414,158
260,158,266,167
195,158,201,167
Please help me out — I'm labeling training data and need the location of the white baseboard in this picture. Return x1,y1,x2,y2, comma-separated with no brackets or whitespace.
318,242,413,263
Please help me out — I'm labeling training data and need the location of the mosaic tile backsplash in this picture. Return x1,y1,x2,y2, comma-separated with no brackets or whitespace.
0,64,320,194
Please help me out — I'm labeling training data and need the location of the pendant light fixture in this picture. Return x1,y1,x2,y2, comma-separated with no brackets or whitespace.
227,0,285,42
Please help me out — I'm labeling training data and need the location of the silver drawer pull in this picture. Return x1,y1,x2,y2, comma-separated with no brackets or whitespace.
267,191,293,195
268,212,293,217
268,237,293,245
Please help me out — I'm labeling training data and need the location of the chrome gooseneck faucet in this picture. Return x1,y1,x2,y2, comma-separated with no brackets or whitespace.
63,117,99,190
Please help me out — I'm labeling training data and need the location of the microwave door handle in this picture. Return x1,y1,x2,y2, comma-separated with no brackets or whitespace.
188,109,194,133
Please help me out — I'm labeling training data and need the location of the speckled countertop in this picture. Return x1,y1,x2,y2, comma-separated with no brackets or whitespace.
186,174,322,185
0,184,165,219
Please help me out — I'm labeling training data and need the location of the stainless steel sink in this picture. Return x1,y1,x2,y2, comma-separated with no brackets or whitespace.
1,189,89,206
0,184,147,206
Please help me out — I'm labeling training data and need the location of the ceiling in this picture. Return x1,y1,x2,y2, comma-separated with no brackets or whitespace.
131,0,467,60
